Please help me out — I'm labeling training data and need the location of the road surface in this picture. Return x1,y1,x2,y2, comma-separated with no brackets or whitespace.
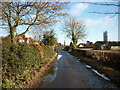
38,49,117,88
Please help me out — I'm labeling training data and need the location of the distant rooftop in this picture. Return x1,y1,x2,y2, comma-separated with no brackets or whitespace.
95,41,120,46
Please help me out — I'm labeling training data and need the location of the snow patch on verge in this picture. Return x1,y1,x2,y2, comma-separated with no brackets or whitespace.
92,69,110,81
57,55,62,60
84,63,110,81
85,65,91,69
84,63,91,69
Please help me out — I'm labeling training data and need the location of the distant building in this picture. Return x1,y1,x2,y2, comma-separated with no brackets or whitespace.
103,31,108,41
64,40,66,46
94,41,120,50
78,43,85,47
77,43,94,50
17,35,30,43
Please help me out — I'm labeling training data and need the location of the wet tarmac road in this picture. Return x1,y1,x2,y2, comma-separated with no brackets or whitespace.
39,49,117,88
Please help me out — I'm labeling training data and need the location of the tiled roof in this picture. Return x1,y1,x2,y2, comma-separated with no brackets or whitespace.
18,36,24,40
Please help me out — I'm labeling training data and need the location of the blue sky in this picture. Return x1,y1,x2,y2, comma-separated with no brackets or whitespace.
0,1,118,45
55,2,118,45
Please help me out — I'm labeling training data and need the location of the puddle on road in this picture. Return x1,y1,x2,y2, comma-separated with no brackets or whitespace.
43,65,58,82
66,53,70,55
42,54,62,82
44,65,55,76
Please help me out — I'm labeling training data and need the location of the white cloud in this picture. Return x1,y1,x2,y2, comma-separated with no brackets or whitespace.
69,3,88,16
85,16,114,29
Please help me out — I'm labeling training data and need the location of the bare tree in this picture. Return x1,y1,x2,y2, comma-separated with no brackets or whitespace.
30,28,43,41
1,2,68,43
62,18,86,48
30,24,56,41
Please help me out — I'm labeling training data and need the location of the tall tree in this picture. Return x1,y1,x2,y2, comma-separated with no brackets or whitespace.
1,2,68,43
62,18,86,48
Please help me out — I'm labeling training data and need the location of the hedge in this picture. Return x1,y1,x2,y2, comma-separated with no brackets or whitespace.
2,41,55,88
71,49,120,70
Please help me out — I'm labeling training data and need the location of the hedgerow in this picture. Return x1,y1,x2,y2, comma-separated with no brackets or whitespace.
2,41,56,88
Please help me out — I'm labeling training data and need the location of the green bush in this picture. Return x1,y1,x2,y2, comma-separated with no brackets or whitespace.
42,31,57,46
42,45,55,64
2,42,41,88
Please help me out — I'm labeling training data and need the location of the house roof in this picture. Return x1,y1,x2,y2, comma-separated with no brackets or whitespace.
95,41,108,44
18,36,24,40
78,43,83,45
110,42,120,46
17,36,31,40
94,41,120,46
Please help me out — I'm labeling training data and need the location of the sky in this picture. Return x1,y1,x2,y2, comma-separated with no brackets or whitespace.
0,1,119,45
55,2,118,45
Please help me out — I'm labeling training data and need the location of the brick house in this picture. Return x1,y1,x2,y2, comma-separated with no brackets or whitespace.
17,36,30,43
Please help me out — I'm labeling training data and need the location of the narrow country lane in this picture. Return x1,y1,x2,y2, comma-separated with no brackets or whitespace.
38,49,117,88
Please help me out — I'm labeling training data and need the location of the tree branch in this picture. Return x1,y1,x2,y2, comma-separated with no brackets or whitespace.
18,8,39,36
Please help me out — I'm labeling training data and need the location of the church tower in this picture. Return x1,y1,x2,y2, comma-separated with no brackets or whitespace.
103,31,108,41
64,40,66,46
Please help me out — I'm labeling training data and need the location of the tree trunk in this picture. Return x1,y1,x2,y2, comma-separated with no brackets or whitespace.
72,36,78,49
10,27,16,43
